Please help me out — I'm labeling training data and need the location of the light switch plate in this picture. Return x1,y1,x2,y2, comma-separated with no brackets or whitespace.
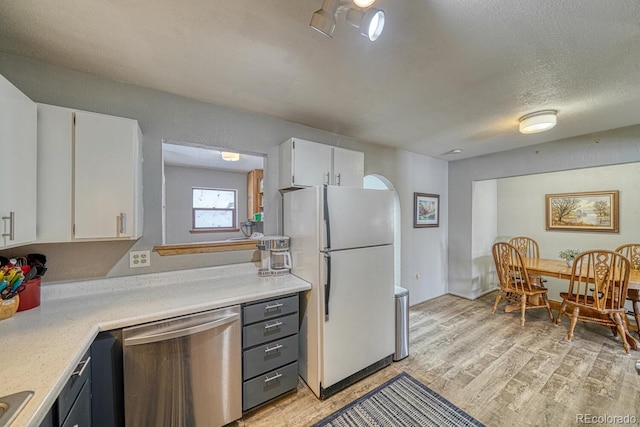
130,250,150,268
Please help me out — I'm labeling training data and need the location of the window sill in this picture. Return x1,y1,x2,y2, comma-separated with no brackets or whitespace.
189,228,240,234
153,240,258,256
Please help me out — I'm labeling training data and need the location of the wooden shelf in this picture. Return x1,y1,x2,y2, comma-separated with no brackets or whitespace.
154,240,257,256
247,169,264,220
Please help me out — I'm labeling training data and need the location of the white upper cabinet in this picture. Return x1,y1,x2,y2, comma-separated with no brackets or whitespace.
0,74,37,249
37,104,143,242
332,146,364,188
278,138,364,190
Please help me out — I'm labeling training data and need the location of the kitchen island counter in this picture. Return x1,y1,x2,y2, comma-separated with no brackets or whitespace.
0,263,311,427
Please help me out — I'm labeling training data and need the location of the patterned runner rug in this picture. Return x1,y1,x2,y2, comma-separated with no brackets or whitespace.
312,372,485,427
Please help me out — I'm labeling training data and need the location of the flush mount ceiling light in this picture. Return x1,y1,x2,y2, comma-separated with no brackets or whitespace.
310,0,386,41
221,151,240,161
352,0,376,7
519,110,557,134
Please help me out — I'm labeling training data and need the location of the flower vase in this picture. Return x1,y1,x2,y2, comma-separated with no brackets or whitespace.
566,259,573,268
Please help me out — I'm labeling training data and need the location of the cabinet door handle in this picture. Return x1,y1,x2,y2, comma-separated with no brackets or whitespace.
72,356,91,378
264,321,283,329
119,212,127,234
325,172,330,185
264,344,283,353
264,303,283,310
336,173,341,186
2,211,15,241
264,372,282,383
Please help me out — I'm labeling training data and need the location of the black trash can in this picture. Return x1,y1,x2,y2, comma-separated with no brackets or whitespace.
394,286,409,361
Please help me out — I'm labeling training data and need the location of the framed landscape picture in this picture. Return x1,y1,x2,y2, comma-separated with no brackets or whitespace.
545,190,619,232
414,193,439,228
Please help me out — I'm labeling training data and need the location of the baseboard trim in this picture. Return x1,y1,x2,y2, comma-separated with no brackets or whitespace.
448,287,498,301
448,289,563,310
320,355,393,400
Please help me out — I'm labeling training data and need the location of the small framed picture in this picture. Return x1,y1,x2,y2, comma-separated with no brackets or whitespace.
414,193,439,228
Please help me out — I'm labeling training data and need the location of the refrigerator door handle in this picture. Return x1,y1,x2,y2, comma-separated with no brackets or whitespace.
324,252,331,319
323,185,331,251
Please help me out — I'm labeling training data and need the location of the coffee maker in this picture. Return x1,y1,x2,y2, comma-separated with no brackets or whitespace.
257,236,291,277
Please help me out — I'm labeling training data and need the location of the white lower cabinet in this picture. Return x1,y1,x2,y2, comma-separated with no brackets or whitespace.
37,103,143,242
0,74,37,249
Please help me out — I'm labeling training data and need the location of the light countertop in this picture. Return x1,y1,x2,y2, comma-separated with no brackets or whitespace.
0,263,311,427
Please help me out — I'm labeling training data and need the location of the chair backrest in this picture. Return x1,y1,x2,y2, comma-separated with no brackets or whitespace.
565,250,631,311
492,242,535,293
508,236,540,259
615,244,640,270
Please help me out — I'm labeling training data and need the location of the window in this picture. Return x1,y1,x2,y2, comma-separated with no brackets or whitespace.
192,187,237,231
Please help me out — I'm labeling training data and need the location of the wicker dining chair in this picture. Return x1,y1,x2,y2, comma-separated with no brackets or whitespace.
615,243,640,338
556,249,632,353
492,242,554,326
508,236,545,287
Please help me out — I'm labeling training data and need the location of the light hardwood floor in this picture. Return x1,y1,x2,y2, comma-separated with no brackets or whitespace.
237,292,640,426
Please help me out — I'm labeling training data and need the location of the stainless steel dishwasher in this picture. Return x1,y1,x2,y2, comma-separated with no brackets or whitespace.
122,305,242,427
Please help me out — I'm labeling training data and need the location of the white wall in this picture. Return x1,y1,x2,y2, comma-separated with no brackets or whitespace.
396,151,449,305
164,165,248,244
469,180,498,298
450,125,640,299
495,162,640,300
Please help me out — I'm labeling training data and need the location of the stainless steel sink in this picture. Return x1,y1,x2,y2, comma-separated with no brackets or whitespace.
0,391,33,427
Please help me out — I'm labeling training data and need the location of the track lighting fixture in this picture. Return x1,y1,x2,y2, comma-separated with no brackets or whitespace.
310,0,386,42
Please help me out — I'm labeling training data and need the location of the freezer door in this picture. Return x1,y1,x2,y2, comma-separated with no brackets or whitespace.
325,186,393,250
321,244,395,389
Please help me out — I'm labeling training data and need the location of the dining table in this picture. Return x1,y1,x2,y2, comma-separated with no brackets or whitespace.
522,257,640,290
522,256,639,350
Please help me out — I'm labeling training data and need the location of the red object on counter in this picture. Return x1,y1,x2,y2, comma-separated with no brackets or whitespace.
17,277,41,312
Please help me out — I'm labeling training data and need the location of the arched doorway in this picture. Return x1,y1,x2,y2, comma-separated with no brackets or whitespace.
364,175,401,287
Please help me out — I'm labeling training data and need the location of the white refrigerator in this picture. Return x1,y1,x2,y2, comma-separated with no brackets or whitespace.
283,185,395,399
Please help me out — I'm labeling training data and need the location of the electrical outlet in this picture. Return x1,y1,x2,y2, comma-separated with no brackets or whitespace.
130,250,151,268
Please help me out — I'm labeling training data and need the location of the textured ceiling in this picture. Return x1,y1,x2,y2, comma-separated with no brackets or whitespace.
1,0,640,160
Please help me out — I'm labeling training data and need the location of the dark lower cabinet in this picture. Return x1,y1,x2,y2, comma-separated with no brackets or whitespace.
39,405,54,427
40,330,125,427
90,331,124,427
61,379,91,427
39,349,92,427
241,293,300,412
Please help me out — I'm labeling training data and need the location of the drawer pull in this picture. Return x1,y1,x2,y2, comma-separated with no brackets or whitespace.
264,321,283,329
72,356,91,378
264,344,283,353
264,303,283,310
264,372,282,383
